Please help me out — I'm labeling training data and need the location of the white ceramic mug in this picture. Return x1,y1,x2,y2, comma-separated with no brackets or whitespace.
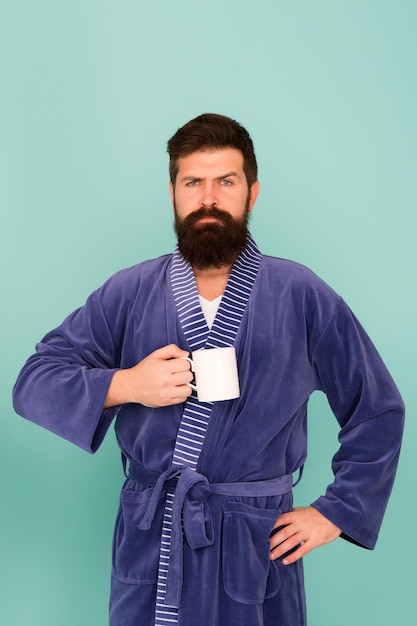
183,346,240,402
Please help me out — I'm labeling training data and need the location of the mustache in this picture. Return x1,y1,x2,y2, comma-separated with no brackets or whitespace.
180,207,235,227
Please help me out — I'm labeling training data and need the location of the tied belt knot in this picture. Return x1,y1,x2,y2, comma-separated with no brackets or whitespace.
126,459,295,609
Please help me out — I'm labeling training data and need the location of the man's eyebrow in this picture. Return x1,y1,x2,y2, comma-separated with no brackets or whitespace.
179,171,240,183
180,175,203,182
215,171,240,180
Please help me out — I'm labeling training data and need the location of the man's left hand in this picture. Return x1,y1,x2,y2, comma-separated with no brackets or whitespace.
269,506,341,565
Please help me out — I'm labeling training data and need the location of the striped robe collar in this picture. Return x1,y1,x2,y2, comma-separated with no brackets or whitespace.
153,233,262,620
170,232,262,352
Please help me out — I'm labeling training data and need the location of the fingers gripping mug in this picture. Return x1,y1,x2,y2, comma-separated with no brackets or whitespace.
183,346,240,403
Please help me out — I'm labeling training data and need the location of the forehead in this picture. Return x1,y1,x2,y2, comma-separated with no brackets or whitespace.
176,148,245,178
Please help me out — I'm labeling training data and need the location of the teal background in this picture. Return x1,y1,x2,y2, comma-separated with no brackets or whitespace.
1,1,415,624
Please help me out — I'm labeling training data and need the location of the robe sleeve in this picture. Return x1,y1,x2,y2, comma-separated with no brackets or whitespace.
12,278,130,453
310,299,405,549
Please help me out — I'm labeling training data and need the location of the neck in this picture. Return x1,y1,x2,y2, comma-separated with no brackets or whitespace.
193,265,232,300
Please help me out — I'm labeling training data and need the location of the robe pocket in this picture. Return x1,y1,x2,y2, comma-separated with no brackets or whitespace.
112,486,163,585
222,501,282,605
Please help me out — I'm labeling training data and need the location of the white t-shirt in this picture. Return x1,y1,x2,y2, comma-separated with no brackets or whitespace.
198,295,222,329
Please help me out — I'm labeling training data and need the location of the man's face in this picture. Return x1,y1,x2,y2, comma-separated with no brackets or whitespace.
170,148,260,269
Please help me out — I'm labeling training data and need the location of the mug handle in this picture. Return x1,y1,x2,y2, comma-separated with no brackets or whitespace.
181,356,197,392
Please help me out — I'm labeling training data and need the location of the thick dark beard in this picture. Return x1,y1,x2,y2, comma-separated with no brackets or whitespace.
174,205,250,270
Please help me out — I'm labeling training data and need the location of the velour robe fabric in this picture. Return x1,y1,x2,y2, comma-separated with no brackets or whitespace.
13,251,405,625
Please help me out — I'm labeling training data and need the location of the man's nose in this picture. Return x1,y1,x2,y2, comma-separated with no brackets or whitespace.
199,182,218,207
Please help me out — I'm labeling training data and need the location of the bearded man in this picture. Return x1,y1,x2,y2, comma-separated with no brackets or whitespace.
13,113,404,625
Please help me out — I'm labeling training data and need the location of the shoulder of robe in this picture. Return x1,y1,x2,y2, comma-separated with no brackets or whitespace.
97,254,173,297
260,255,341,300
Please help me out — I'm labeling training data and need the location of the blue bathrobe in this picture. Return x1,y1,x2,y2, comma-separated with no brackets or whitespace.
13,249,404,625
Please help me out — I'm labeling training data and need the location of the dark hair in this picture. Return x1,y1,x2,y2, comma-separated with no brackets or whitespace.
167,113,258,187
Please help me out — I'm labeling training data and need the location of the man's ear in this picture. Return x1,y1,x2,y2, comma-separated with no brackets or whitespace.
248,180,260,213
169,181,175,210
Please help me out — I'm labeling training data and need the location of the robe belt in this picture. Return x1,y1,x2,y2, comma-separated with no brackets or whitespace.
127,459,294,608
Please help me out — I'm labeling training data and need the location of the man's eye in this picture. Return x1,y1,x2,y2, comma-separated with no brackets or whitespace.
221,179,232,186
186,180,199,187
